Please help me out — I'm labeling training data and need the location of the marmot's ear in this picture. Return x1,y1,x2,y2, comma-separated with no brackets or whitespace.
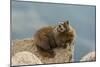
64,20,69,25
66,20,69,24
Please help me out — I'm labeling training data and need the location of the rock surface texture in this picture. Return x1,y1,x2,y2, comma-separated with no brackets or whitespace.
80,51,96,62
12,51,42,66
11,38,74,66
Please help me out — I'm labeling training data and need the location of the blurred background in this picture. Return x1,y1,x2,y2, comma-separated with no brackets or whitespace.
11,0,96,62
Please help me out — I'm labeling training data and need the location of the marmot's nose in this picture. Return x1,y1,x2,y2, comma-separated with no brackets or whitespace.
60,28,63,30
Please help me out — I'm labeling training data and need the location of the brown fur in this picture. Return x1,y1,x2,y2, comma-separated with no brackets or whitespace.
34,20,76,58
54,21,75,49
34,26,57,58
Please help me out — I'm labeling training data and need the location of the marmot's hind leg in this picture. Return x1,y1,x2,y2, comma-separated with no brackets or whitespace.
36,36,56,58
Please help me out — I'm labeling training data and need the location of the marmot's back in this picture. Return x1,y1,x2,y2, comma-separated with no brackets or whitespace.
34,26,57,58
35,26,53,40
34,26,56,49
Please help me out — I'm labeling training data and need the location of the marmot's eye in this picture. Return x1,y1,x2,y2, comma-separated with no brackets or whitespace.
59,25,61,28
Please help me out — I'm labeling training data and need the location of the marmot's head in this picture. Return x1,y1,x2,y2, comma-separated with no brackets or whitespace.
56,20,70,33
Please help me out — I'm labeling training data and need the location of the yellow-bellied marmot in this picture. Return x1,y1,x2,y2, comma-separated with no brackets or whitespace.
34,20,76,58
